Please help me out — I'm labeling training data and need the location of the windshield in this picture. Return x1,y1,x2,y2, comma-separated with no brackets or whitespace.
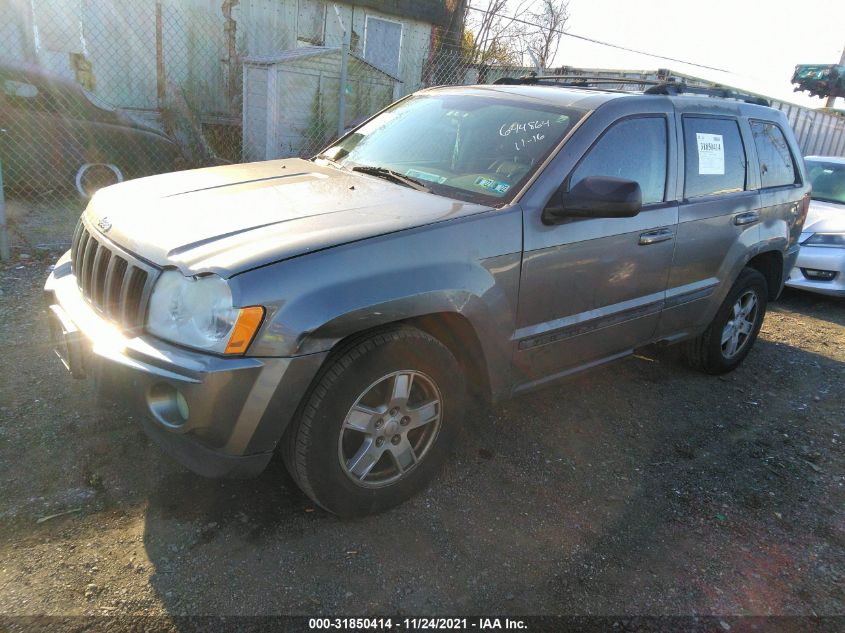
316,92,587,205
806,159,845,205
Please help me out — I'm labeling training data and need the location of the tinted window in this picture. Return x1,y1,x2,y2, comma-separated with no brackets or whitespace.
1,78,55,112
683,117,746,198
0,76,91,117
570,117,668,205
750,121,798,188
806,159,845,205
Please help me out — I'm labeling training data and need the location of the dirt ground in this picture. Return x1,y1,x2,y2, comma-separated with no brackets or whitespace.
0,239,843,619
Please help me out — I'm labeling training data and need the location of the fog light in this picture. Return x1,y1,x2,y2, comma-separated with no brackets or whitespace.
801,268,837,281
176,391,190,421
148,383,189,428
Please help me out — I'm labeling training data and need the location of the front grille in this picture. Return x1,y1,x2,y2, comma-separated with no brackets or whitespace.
70,220,157,329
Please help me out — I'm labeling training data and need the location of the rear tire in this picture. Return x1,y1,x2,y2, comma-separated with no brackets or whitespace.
683,267,768,374
282,326,465,517
75,163,123,198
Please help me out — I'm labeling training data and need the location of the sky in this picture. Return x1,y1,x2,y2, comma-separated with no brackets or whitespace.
527,0,845,108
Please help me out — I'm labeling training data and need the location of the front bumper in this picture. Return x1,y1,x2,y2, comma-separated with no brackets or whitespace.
785,245,845,298
44,252,326,478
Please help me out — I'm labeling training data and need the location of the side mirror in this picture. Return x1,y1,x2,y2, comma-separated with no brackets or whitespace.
543,176,642,223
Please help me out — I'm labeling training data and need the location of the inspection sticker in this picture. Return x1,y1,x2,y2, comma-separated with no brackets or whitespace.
475,176,510,194
696,132,725,175
405,168,447,184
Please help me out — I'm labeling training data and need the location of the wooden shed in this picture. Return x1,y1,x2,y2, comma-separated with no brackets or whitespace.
242,46,401,161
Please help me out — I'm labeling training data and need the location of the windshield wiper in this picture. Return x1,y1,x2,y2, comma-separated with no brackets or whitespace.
351,165,430,192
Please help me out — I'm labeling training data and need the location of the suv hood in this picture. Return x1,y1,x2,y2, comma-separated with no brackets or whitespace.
85,159,490,276
803,199,845,234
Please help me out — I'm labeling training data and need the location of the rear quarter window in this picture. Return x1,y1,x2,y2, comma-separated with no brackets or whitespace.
750,120,799,188
683,116,747,198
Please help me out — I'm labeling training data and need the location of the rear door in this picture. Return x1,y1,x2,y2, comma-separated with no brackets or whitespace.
657,113,760,339
747,119,806,251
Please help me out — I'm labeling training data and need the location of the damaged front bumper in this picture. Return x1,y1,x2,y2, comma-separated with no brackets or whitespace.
44,251,325,478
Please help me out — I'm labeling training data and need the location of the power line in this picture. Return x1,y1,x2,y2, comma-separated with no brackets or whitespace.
466,4,730,73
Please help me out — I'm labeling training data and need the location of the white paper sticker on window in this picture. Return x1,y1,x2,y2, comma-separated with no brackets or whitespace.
696,132,725,175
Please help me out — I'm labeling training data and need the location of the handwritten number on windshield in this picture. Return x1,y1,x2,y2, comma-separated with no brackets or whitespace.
514,133,545,151
499,120,551,136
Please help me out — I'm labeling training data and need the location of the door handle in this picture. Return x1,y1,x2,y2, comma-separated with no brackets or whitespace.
638,228,674,245
733,211,759,226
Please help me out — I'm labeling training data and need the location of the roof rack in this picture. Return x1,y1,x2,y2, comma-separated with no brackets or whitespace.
644,81,770,106
493,74,661,87
492,74,771,106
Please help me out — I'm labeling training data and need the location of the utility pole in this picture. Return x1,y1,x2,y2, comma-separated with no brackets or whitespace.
825,44,845,108
0,128,8,261
222,0,240,114
155,0,166,108
334,5,350,138
0,154,8,262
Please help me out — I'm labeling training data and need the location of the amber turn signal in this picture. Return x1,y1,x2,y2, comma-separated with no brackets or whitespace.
225,306,265,355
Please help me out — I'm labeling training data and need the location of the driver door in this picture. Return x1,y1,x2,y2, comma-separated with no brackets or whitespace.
513,112,679,391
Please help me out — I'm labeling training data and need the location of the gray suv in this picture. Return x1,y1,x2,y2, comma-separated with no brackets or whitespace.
45,81,810,516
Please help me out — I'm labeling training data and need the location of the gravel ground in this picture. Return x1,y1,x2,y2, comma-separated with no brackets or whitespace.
0,248,843,619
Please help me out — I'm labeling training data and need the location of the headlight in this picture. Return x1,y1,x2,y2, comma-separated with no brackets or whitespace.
147,270,264,354
802,232,845,248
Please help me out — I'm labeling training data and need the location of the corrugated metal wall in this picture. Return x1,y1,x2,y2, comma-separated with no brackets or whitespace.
772,101,845,157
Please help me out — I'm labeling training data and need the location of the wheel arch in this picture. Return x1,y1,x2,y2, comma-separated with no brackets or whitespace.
272,312,496,460
400,312,493,404
746,249,784,300
309,310,496,405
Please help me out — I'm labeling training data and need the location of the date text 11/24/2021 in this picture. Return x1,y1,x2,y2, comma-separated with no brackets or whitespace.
307,618,528,630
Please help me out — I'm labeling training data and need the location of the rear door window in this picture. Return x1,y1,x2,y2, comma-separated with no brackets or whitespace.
570,116,668,205
750,120,799,188
682,117,747,198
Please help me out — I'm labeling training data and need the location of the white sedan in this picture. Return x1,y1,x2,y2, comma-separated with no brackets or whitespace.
785,155,845,298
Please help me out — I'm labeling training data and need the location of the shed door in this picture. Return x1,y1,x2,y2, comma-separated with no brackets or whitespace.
364,17,401,76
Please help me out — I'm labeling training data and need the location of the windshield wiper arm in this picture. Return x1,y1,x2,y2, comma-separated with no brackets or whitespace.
351,166,430,192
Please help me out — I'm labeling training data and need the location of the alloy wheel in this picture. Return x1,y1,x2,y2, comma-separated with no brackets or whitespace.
721,289,758,359
338,370,442,488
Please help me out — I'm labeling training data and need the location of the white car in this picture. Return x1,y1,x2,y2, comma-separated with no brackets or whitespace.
785,156,845,297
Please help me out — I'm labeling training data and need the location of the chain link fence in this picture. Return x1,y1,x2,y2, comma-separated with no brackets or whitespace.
0,1,536,256
4,1,843,259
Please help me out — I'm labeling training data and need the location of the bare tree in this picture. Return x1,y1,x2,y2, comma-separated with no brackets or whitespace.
463,0,533,66
522,0,569,70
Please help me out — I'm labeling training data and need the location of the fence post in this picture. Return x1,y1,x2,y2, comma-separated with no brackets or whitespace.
335,5,350,139
155,0,166,108
0,154,9,261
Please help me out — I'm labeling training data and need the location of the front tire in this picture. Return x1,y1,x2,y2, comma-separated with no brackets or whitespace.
683,267,768,374
282,326,465,517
